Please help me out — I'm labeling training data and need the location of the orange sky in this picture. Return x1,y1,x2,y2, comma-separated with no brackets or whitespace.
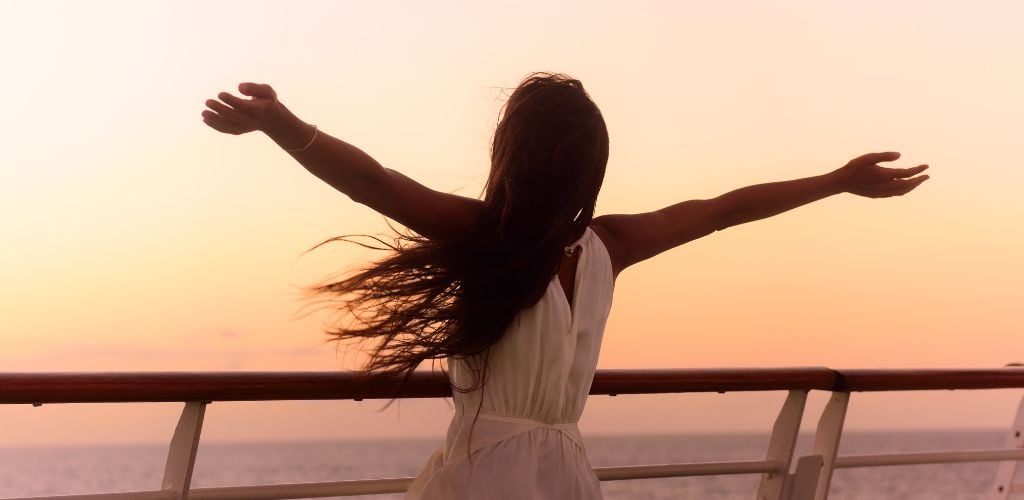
2,1,1023,446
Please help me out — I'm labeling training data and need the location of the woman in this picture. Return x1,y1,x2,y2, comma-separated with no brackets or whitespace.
202,72,928,499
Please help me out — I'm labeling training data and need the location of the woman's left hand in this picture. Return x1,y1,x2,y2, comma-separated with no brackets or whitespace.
201,82,282,135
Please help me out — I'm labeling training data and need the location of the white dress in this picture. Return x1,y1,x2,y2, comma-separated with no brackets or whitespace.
406,226,615,499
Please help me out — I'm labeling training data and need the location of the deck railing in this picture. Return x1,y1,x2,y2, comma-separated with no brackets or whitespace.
2,367,1024,499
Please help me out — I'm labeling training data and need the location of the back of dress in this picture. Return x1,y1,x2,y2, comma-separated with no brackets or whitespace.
406,226,615,500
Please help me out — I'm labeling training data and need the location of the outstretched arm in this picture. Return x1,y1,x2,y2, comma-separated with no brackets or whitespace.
201,83,484,239
592,152,929,276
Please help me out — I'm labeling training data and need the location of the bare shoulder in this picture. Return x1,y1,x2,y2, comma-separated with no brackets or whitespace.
590,201,719,277
589,216,627,278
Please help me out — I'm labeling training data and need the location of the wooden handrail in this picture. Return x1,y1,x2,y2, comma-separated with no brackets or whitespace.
2,368,1024,405
840,368,1024,391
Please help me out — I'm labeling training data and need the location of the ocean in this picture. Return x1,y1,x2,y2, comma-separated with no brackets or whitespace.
0,431,1011,499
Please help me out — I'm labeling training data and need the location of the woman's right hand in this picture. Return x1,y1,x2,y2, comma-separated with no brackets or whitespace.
831,152,930,198
202,82,282,135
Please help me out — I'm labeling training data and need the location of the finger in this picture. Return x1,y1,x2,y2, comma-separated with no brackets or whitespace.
203,118,239,134
855,151,901,164
205,99,258,129
205,99,248,123
218,91,253,111
202,111,246,134
886,164,929,179
239,82,276,99
884,175,929,196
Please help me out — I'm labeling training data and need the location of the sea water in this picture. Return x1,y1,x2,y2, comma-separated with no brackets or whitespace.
0,431,1010,499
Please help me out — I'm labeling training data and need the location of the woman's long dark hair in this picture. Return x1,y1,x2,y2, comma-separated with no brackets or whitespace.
308,72,609,395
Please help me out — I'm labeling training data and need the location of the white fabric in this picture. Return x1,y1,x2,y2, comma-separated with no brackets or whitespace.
407,226,615,499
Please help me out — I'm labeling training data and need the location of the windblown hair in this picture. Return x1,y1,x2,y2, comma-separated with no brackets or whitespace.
308,72,609,394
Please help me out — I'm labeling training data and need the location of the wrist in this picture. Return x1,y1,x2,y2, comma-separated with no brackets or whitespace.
824,168,849,195
262,104,314,151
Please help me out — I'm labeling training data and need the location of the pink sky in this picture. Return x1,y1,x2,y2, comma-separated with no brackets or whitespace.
2,1,1023,446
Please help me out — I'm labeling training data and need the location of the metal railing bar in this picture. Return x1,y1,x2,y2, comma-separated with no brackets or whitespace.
2,491,174,500
6,368,1024,406
2,461,788,500
840,369,1024,392
834,449,1024,468
0,368,841,405
187,478,412,499
593,459,785,481
6,368,1024,405
5,368,1024,500
591,368,837,395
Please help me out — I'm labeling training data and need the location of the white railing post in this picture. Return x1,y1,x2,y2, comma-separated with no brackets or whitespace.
809,392,849,500
991,394,1024,499
757,390,808,500
787,454,824,500
162,401,207,500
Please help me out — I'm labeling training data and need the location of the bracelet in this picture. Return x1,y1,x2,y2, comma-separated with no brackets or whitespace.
285,124,319,152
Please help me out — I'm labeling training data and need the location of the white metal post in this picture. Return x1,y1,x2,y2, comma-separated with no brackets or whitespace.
757,390,808,500
787,454,824,500
162,401,207,500
809,392,849,500
991,394,1024,499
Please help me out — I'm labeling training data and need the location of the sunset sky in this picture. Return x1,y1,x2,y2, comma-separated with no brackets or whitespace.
2,1,1023,447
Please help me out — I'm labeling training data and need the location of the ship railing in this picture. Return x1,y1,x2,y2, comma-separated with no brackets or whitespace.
2,367,1024,500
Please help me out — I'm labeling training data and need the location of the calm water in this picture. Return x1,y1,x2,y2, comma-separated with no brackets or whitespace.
0,431,1011,499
